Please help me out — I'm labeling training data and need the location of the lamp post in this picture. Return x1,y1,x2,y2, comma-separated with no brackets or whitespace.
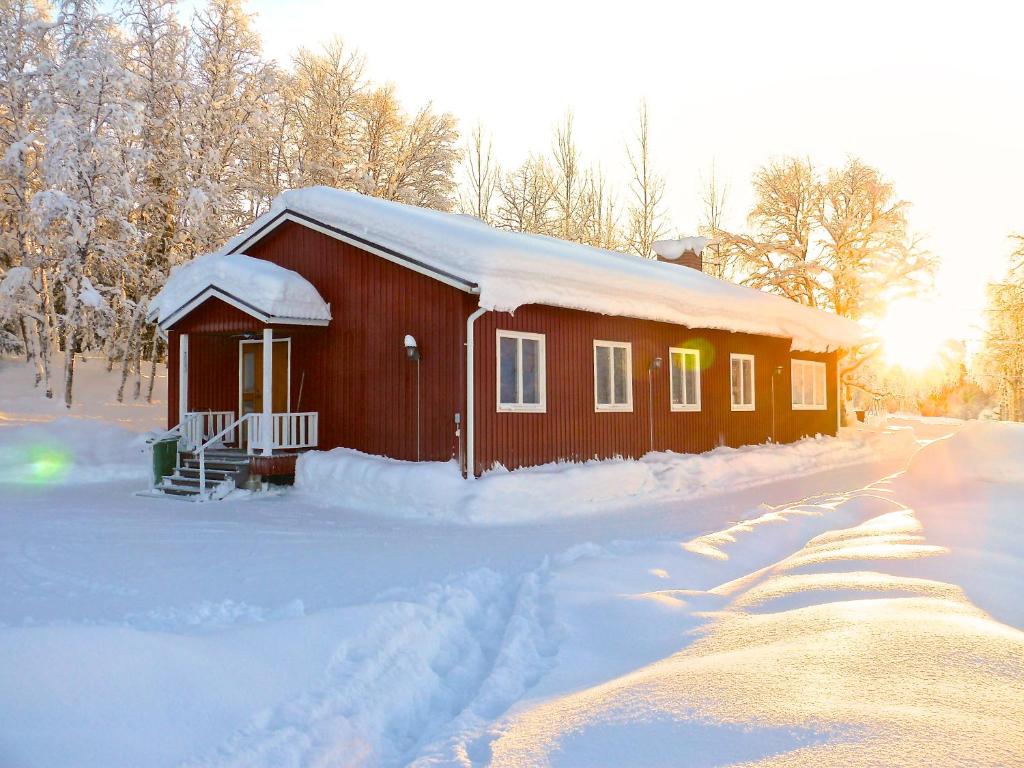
405,335,421,461
648,356,662,454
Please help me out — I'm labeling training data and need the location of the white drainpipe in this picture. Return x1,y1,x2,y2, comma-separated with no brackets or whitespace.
178,333,189,426
465,306,488,478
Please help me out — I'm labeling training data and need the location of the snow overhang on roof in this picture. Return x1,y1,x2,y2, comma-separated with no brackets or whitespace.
148,253,331,330
218,187,863,353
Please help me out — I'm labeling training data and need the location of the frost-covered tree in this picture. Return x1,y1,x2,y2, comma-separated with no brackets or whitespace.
31,0,141,407
719,156,931,321
353,85,459,210
115,0,189,401
0,0,52,384
288,38,365,189
624,103,666,258
183,0,274,252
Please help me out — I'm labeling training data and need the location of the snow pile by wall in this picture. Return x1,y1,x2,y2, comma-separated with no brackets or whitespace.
149,252,331,326
220,187,861,352
296,427,918,525
905,420,1024,485
0,418,151,484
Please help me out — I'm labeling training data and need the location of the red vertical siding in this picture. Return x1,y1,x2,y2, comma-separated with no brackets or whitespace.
472,304,838,475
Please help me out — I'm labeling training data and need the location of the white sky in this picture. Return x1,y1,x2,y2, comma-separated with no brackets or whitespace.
246,0,1022,340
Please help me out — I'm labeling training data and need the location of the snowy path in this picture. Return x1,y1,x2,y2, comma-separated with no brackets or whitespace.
3,415,1024,766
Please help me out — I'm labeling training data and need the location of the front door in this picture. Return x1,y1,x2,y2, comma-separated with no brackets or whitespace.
240,339,289,446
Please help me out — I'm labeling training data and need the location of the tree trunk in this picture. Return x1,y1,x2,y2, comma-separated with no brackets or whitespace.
116,299,145,403
34,269,54,398
146,333,160,403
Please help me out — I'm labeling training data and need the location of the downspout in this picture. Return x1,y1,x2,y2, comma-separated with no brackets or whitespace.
465,305,488,479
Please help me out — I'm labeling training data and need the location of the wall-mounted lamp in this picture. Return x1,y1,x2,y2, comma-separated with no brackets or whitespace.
405,334,420,361
405,334,422,460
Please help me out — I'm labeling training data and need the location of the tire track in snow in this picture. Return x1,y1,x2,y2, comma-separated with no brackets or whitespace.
180,562,561,768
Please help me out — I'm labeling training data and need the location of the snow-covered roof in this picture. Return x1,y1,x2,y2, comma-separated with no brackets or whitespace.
149,253,331,329
219,187,861,352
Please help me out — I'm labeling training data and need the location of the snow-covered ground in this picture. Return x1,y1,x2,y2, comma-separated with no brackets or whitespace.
1,360,1022,767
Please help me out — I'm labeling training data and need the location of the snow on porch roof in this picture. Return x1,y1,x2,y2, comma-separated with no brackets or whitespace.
220,187,862,353
149,252,331,329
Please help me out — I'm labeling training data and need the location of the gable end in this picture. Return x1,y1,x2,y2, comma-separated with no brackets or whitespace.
229,209,480,295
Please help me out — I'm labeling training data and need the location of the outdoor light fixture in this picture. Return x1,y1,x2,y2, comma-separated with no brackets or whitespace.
648,356,663,454
405,334,422,460
404,334,420,361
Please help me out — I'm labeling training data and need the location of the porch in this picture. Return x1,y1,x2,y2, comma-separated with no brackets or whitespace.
146,254,333,500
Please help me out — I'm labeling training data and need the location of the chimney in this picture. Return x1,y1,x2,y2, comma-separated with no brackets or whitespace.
652,237,710,271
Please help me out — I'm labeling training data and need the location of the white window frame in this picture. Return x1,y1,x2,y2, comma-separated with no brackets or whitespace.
496,330,547,413
669,347,701,412
730,353,756,412
593,340,633,412
791,358,828,410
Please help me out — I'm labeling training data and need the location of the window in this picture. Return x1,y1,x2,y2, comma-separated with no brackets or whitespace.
669,347,701,411
594,340,632,411
730,353,755,411
496,330,546,412
792,359,827,410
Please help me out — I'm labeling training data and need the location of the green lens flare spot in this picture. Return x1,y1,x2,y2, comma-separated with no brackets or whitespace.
27,446,71,483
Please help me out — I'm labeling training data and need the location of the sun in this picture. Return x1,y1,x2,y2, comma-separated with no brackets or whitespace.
874,298,955,371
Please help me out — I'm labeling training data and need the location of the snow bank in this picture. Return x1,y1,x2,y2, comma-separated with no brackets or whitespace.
149,252,331,326
905,419,1024,485
296,427,917,524
219,187,861,352
0,418,150,484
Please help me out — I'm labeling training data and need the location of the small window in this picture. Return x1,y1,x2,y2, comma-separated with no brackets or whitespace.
730,353,755,411
594,340,632,411
669,347,701,411
792,359,827,410
496,330,546,412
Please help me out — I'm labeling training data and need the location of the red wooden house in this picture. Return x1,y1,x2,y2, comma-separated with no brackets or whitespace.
148,187,860,499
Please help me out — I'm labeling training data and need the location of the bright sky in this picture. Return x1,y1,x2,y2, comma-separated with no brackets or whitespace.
246,0,1022,346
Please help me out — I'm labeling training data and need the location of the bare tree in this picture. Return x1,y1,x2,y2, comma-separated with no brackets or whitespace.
457,122,497,223
494,155,555,234
698,161,734,279
624,102,666,258
551,112,586,241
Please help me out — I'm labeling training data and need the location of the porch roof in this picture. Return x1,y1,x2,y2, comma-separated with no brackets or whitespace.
149,253,331,330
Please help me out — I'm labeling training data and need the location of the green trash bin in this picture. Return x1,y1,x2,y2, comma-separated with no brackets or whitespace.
151,436,179,485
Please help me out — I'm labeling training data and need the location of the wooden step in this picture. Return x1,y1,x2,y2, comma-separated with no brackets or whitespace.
163,474,227,490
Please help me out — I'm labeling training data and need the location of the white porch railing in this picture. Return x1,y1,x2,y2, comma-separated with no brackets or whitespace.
183,410,236,449
248,412,319,453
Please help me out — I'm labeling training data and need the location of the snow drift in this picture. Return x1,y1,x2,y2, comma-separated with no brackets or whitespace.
906,419,1024,485
295,427,918,524
217,187,861,352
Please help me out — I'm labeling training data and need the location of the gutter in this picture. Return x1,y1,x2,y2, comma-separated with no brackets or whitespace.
465,305,488,478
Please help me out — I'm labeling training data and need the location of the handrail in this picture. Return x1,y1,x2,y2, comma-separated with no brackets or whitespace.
197,413,253,501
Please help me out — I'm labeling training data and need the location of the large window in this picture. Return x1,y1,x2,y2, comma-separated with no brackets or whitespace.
497,330,546,412
594,340,632,411
792,359,827,410
669,347,701,411
730,353,755,411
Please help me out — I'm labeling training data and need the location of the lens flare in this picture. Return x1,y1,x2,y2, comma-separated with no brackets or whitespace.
26,445,71,483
